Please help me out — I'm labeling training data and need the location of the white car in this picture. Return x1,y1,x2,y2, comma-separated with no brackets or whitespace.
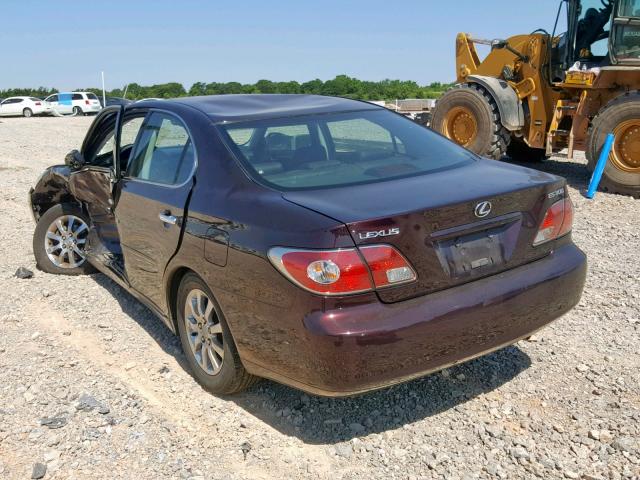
44,92,103,116
0,96,49,117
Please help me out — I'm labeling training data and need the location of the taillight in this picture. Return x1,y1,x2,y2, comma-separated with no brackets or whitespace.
533,195,573,246
35,102,41,105
359,245,416,287
85,100,90,105
268,245,416,295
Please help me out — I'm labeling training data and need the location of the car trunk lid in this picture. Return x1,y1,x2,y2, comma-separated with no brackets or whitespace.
282,159,566,302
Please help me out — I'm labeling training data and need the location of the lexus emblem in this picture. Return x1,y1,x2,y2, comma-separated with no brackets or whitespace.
474,201,492,218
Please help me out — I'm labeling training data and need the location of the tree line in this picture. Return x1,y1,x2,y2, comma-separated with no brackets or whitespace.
0,76,451,101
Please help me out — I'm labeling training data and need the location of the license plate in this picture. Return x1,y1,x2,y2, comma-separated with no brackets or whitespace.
434,220,520,278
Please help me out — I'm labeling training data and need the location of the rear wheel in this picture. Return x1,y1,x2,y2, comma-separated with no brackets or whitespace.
23,108,33,118
586,91,640,198
72,106,83,116
176,273,258,395
431,83,510,159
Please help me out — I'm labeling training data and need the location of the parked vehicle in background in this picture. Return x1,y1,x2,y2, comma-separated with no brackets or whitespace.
28,95,586,397
44,92,102,116
96,96,132,108
0,96,49,117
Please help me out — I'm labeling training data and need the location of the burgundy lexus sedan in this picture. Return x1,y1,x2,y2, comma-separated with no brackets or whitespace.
29,95,587,396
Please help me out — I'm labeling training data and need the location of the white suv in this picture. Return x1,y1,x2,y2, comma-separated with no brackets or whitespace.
0,97,49,117
44,92,103,116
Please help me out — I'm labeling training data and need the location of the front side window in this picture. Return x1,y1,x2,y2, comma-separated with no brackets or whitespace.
46,95,58,102
575,0,613,58
127,112,195,185
220,109,473,190
93,116,146,168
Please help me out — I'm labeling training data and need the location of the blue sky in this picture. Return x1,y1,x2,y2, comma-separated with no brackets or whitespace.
2,0,565,90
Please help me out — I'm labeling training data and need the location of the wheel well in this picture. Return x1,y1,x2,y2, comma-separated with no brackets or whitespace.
32,195,80,222
466,76,525,131
167,267,194,332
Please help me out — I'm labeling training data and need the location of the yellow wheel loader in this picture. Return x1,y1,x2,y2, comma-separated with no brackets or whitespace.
431,0,640,197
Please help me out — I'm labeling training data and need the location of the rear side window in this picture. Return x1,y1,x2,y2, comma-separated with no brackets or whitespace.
127,112,195,185
613,24,640,61
72,93,83,100
220,109,473,190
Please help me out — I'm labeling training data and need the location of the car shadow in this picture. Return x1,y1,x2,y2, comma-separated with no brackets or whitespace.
90,273,188,371
503,154,591,193
89,273,532,444
231,345,531,444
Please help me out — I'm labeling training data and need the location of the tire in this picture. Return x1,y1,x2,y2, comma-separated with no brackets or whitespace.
33,203,95,275
431,83,511,159
176,273,258,395
507,138,548,162
23,108,33,118
586,91,640,198
72,106,83,116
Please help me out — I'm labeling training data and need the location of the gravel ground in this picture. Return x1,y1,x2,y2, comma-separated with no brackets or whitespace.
0,116,638,480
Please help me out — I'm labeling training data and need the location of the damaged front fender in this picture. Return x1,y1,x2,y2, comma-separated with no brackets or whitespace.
29,165,79,222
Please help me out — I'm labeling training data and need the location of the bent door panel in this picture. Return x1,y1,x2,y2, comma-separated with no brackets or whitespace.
115,111,196,312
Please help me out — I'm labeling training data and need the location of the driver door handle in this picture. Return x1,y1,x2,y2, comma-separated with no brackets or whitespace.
159,212,177,225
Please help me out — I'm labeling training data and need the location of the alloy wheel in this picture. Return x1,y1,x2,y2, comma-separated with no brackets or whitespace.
44,215,89,269
611,119,640,173
443,106,478,147
184,289,224,376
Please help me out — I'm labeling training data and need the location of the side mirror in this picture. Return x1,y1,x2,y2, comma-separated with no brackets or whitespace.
64,149,85,169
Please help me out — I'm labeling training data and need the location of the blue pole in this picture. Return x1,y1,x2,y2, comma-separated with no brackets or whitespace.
586,133,615,199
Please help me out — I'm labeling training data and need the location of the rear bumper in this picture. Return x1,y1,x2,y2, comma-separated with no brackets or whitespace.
246,243,587,396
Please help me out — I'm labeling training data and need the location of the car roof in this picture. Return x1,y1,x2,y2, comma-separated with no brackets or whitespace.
135,94,381,124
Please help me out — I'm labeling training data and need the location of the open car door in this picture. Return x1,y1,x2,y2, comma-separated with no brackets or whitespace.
68,106,128,281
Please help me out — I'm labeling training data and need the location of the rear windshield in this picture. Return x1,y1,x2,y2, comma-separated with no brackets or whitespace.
219,109,474,190
29,97,41,102
86,93,99,100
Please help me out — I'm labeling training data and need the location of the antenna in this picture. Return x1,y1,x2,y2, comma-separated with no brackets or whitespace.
101,71,106,107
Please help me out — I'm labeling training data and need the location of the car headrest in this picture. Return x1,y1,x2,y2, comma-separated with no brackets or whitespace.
292,145,327,166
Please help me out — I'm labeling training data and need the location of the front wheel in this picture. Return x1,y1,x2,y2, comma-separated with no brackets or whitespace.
23,108,33,118
176,273,258,395
33,204,95,275
431,83,510,160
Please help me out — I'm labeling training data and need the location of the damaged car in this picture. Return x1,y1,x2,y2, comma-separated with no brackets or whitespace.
29,95,587,396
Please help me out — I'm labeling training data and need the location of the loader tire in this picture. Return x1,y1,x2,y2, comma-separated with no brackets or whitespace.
431,83,510,160
586,91,640,198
